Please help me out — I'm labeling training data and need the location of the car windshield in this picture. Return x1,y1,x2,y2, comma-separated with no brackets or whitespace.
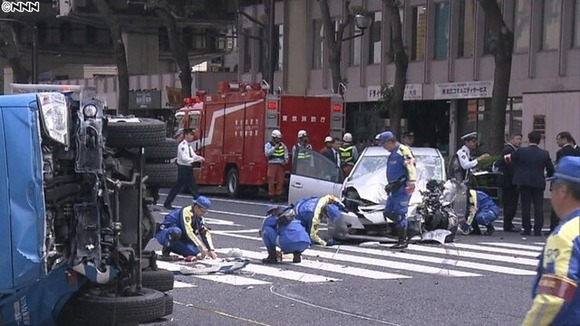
349,153,444,181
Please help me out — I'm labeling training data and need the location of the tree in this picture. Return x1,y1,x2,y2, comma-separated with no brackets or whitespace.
92,0,129,115
146,0,193,99
478,0,514,155
381,0,408,136
318,0,353,93
0,23,30,83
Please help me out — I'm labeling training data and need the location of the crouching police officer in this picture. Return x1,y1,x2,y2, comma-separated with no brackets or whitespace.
155,196,218,261
522,156,580,325
460,190,499,236
260,206,311,264
379,131,417,250
294,195,344,246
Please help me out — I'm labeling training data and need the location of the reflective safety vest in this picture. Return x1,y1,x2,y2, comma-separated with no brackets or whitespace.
339,145,354,164
269,141,286,159
295,146,312,160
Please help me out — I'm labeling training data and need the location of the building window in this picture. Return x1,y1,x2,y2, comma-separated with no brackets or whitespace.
243,28,251,73
369,11,382,64
277,24,284,71
193,29,206,49
434,2,450,60
574,0,580,48
60,22,72,44
542,0,562,50
349,24,361,66
411,6,426,61
458,0,475,57
312,20,324,69
514,0,532,53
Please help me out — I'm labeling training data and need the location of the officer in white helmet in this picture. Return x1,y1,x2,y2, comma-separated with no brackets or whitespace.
448,132,490,183
339,132,359,176
291,130,313,170
264,129,289,202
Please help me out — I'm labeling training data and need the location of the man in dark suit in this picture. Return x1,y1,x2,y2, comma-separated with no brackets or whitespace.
505,131,555,236
495,133,522,232
549,131,580,232
320,136,340,167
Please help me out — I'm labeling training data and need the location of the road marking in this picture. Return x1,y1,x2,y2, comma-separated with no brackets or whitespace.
243,263,341,283
174,280,197,288
533,242,546,245
479,242,544,251
156,260,271,286
405,244,538,266
447,243,541,257
221,229,262,234
337,246,536,276
214,248,411,280
158,192,272,207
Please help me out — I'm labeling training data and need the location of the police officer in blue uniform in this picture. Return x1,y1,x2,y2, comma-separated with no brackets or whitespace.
155,196,218,261
379,131,417,249
260,206,311,264
460,189,499,235
294,195,343,246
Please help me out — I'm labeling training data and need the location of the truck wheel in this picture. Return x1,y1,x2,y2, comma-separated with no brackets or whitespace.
106,118,166,148
141,202,156,249
164,293,174,316
142,269,175,292
144,163,178,187
226,168,239,198
73,288,166,324
145,138,178,161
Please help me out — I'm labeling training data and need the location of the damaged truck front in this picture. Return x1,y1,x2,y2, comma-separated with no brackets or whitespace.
0,84,174,325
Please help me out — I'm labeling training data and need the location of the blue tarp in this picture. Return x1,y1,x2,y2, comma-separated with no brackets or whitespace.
0,94,47,293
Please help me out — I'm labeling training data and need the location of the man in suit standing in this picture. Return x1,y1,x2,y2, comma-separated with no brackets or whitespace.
505,131,555,236
321,136,341,167
495,133,522,232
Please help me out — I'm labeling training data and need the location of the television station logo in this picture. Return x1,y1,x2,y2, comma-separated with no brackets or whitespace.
1,1,40,13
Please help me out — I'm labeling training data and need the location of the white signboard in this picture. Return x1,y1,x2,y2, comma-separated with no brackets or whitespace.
367,84,423,101
434,80,494,99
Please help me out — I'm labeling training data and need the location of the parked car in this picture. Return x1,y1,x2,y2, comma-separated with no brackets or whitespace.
287,146,463,242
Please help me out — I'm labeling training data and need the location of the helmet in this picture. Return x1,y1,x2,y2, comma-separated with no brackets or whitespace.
378,131,395,144
297,130,308,138
375,134,380,140
324,204,340,222
343,133,352,142
324,136,333,143
272,130,282,138
193,196,211,209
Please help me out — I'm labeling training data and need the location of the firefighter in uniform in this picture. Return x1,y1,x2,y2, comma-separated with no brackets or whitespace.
379,131,416,249
164,128,204,209
264,129,289,203
292,130,313,173
260,206,311,264
522,156,580,325
294,195,344,246
448,132,490,184
155,196,218,261
459,190,499,236
339,133,359,177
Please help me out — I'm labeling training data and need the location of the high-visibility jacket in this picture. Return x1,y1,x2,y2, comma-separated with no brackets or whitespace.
339,144,358,165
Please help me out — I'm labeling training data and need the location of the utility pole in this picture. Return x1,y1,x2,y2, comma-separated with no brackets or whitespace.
266,0,275,93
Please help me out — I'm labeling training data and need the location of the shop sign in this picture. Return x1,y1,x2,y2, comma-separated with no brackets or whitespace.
434,81,493,99
129,90,161,110
367,84,423,102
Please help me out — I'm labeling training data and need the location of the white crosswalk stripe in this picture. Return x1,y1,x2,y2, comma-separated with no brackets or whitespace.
158,231,541,289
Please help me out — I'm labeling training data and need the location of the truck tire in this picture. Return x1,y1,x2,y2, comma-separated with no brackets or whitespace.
141,269,174,292
226,168,240,198
106,118,166,148
164,293,174,316
145,138,178,161
144,163,178,187
73,288,166,324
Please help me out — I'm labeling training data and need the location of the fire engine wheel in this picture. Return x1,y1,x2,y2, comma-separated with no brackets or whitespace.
144,163,178,188
145,138,178,161
72,288,166,324
226,168,240,198
106,118,166,148
141,269,175,292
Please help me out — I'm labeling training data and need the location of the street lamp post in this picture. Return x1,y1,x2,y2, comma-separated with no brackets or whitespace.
0,19,39,83
341,14,372,41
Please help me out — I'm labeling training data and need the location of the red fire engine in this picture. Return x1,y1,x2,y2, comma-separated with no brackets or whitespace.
173,81,345,198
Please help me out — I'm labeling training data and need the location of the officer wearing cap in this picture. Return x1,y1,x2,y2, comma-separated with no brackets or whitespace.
379,131,417,249
449,132,490,183
155,196,218,261
260,205,311,264
294,195,345,247
522,156,580,325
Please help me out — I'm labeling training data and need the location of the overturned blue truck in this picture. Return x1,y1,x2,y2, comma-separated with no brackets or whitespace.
0,84,176,325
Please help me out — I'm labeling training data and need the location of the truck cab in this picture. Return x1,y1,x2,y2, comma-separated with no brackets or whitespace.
0,84,174,325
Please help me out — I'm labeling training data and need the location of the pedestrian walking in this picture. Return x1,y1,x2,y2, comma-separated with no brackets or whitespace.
495,133,523,232
264,129,289,203
521,156,580,325
164,129,204,209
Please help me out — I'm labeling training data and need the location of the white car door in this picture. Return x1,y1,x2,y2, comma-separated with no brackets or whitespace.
287,150,343,205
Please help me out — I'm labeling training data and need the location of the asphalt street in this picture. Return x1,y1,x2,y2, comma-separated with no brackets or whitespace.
144,192,543,326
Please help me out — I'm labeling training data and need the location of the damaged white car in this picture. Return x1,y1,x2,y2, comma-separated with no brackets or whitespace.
287,146,466,244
